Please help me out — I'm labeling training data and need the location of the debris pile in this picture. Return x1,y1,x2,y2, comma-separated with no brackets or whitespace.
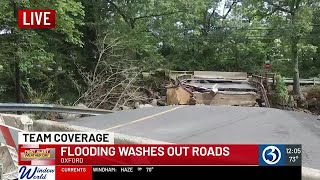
302,85,320,115
165,71,259,106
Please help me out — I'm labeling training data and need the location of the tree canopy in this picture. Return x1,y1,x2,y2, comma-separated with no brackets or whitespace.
0,0,319,109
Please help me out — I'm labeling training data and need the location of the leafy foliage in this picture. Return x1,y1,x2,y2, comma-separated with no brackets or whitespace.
0,0,320,108
273,75,289,105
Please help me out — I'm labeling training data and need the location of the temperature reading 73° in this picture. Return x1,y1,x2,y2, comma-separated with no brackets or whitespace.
285,145,302,166
289,156,299,163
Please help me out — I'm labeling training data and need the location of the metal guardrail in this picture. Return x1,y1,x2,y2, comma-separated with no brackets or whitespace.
281,78,320,85
249,76,271,108
250,75,320,85
0,103,114,115
169,71,194,80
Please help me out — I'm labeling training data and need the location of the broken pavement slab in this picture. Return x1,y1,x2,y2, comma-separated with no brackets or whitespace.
166,76,258,106
193,71,248,80
194,91,257,106
166,84,196,105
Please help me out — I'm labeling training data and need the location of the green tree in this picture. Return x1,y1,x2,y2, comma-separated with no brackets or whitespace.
0,0,84,104
244,0,318,102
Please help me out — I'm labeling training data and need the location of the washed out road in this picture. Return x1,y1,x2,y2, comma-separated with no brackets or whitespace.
64,105,320,169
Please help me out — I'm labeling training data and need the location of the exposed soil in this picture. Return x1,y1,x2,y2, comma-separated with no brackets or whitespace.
283,85,320,115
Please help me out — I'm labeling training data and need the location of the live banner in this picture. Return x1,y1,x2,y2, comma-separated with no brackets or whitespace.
17,132,302,180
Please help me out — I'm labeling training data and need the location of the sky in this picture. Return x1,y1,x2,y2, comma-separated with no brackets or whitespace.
0,29,10,35
216,0,228,16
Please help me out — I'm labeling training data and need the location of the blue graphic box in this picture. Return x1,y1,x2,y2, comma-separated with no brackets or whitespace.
259,144,285,166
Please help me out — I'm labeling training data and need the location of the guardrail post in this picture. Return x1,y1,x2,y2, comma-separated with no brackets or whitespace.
0,163,3,180
272,74,275,86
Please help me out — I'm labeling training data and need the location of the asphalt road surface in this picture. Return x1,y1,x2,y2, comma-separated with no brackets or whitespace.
64,105,320,169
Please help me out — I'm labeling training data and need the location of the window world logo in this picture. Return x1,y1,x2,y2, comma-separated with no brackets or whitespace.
19,166,55,180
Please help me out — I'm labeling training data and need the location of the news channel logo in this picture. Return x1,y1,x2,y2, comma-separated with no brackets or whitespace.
259,145,285,166
20,148,55,161
18,166,55,180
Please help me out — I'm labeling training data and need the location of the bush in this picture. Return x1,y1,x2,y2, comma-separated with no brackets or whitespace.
273,75,289,106
305,85,320,108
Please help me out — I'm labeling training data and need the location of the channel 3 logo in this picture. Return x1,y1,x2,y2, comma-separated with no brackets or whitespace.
262,146,281,164
259,145,285,166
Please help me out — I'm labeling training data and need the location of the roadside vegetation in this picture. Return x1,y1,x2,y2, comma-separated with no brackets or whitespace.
0,0,320,114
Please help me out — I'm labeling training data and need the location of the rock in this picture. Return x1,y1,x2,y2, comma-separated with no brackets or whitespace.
118,105,131,110
134,102,154,109
157,100,167,106
112,107,121,111
211,84,219,93
303,109,312,114
23,114,37,120
58,103,88,119
307,98,318,107
138,104,153,108
76,103,87,108
151,99,158,106
57,113,78,119
188,96,197,105
287,95,297,108
134,102,140,109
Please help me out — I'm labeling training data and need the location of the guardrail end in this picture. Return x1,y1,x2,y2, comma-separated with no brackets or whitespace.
302,167,320,180
0,163,3,180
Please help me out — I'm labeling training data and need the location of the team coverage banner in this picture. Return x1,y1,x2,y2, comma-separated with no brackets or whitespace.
19,144,257,165
17,132,302,180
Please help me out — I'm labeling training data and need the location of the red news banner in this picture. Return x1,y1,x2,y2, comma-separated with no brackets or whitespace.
18,9,56,28
18,132,258,166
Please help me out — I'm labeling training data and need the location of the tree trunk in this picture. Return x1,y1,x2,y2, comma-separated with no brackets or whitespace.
15,62,22,104
13,1,22,114
289,9,304,104
291,38,299,92
291,38,304,102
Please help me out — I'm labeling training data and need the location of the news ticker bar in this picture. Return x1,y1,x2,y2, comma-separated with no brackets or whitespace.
18,144,302,166
92,166,301,179
18,165,301,180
